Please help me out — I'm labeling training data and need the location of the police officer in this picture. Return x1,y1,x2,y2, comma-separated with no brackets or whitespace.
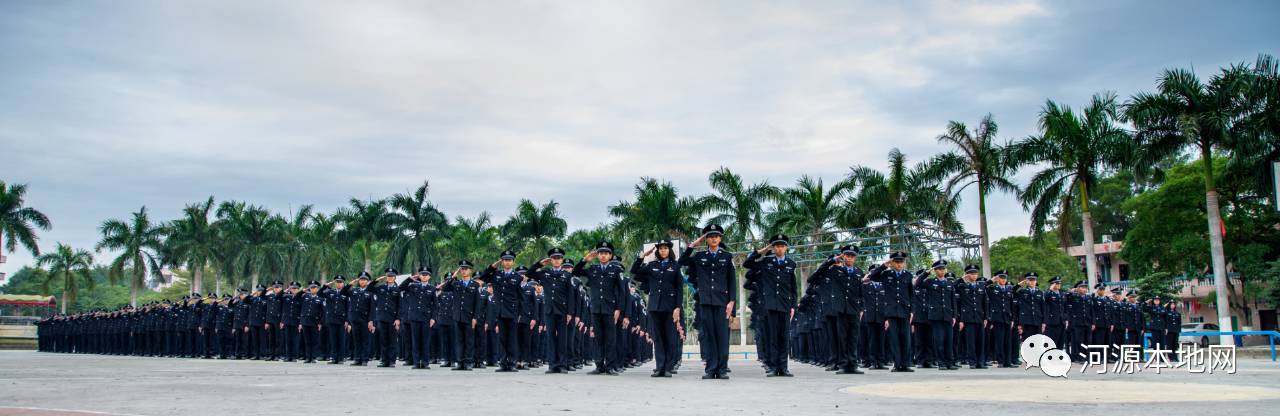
1065,281,1092,362
986,271,1014,367
322,276,348,364
1043,277,1066,351
1015,272,1045,340
573,242,629,375
442,260,483,370
480,250,525,372
745,234,798,377
631,239,684,378
955,265,986,369
299,281,325,363
400,266,437,369
343,271,374,366
524,245,576,373
680,224,738,380
868,251,913,372
815,245,865,374
923,261,958,370
281,282,303,362
371,268,401,367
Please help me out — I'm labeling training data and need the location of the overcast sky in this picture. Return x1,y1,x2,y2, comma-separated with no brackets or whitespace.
1,0,1276,278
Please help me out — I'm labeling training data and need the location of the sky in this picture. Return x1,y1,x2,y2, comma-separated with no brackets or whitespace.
1,0,1277,279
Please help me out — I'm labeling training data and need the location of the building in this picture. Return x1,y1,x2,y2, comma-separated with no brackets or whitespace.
1064,239,1273,335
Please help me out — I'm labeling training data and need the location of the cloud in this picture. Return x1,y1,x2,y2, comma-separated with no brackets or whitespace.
1,0,1277,276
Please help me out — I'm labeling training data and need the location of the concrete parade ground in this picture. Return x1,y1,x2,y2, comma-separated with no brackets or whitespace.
1,351,1279,416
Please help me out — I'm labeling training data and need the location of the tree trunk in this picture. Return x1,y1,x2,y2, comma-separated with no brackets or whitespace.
1206,193,1233,343
251,271,260,289
1081,211,1099,290
1203,155,1232,344
60,282,68,314
215,275,222,297
363,242,373,273
978,187,992,279
130,270,140,308
1079,181,1099,290
192,266,203,295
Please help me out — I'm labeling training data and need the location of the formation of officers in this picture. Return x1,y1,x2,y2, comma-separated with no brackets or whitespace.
35,224,1186,379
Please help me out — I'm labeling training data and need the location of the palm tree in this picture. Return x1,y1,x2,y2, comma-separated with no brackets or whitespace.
1125,65,1254,341
696,167,780,242
764,175,855,244
281,204,314,283
37,243,94,314
847,148,960,237
96,206,166,307
563,225,613,256
441,213,501,273
0,181,52,258
608,178,701,250
217,202,286,288
302,212,348,284
164,197,218,294
922,115,1020,278
386,181,448,272
1009,92,1131,289
338,198,390,274
501,199,568,259
1225,54,1280,205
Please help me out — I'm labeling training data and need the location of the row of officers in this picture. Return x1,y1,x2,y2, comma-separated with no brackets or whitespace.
783,254,1185,372
35,224,1185,379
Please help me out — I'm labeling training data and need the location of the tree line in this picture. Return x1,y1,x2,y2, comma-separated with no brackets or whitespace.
1,53,1276,316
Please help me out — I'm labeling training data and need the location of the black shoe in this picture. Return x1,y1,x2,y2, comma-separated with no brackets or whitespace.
839,368,863,374
891,367,914,372
651,371,666,378
702,373,717,379
378,363,393,368
718,373,730,380
545,368,562,374
767,371,779,377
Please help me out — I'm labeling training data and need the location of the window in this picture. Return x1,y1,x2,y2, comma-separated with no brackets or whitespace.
1205,324,1219,330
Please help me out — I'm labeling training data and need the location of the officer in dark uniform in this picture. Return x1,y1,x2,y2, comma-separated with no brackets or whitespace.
524,245,576,373
400,266,437,369
370,268,402,367
281,282,303,362
573,242,629,375
322,276,348,364
1014,272,1045,340
343,272,374,366
956,265,987,369
517,267,540,369
810,245,863,374
1065,281,1092,362
480,250,525,372
744,234,798,377
923,260,958,370
263,281,284,361
679,224,737,380
216,294,235,359
1089,283,1112,349
1164,301,1182,361
985,271,1014,367
631,239,684,378
861,276,887,369
868,251,913,372
299,281,325,363
1043,277,1066,351
442,260,483,370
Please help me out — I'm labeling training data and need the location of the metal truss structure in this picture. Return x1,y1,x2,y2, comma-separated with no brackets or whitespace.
727,221,982,267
